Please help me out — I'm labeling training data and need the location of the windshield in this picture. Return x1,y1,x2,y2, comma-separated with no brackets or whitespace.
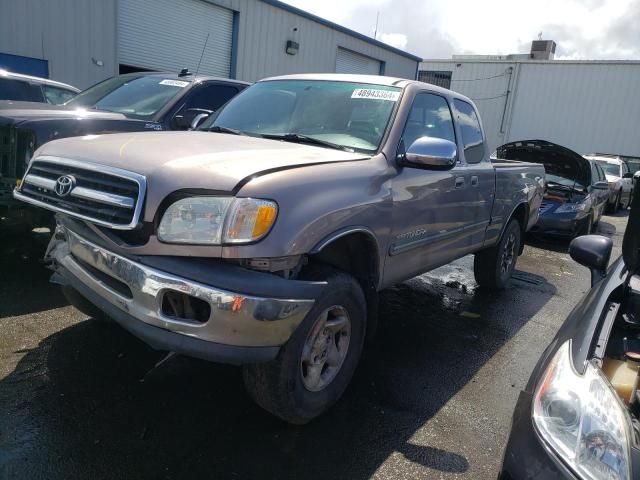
546,173,585,191
65,75,189,119
202,80,402,153
594,160,621,178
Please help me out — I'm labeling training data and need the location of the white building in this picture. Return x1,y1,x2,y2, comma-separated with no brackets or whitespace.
0,0,420,89
420,41,640,157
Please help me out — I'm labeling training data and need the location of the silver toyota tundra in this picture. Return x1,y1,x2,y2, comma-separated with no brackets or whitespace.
14,74,545,423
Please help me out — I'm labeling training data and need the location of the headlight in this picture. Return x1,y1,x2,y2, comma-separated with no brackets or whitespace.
533,341,632,480
556,202,588,213
157,196,277,245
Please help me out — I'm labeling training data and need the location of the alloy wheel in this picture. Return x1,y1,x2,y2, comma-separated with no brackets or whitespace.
300,305,351,392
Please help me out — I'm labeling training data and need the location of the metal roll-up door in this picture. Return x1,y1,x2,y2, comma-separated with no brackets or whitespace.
118,0,234,77
335,48,382,75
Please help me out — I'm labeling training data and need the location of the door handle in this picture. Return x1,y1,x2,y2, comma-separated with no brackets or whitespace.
471,176,479,187
455,177,465,189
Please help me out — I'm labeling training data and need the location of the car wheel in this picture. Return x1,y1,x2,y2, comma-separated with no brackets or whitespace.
576,213,594,237
474,219,521,290
242,266,366,424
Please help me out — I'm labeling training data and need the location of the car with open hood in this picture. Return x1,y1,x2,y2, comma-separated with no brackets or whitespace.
0,71,248,229
496,140,610,239
584,154,634,213
500,191,640,479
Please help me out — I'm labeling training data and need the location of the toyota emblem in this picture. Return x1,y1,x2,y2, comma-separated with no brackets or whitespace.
54,175,76,197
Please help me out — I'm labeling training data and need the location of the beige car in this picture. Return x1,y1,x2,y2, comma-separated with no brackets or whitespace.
14,74,544,423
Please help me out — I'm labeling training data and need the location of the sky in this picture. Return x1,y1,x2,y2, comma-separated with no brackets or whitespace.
281,0,640,60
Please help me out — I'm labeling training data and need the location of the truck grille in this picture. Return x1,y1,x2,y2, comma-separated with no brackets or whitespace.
16,157,146,229
0,125,16,179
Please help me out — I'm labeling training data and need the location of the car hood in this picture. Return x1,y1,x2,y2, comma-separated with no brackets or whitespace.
496,140,590,188
0,100,127,123
35,131,369,212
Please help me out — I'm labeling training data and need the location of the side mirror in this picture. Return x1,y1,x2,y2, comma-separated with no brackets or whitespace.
190,113,210,130
172,108,212,130
593,181,609,190
569,235,613,286
403,137,457,169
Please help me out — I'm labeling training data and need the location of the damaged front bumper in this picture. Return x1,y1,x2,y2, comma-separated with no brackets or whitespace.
47,224,320,365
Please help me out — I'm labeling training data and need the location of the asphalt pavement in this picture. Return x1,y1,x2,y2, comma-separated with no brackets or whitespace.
0,210,629,480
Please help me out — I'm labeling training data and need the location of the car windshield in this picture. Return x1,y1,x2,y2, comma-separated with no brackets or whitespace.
545,173,584,190
65,75,190,119
201,80,402,153
594,160,621,178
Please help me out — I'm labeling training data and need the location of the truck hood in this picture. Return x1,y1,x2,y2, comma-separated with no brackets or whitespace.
36,130,369,203
496,140,590,189
0,100,127,123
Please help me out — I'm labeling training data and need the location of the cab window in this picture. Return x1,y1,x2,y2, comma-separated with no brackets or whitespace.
401,92,456,150
453,99,485,164
42,85,76,104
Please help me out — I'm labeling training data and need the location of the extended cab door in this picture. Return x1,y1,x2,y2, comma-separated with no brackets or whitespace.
384,91,471,284
451,99,494,252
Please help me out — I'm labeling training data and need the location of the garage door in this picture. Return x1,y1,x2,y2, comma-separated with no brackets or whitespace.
118,0,234,77
335,48,381,75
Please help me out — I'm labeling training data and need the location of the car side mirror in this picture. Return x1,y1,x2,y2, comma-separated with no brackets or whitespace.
569,235,613,286
403,137,457,169
593,181,609,190
172,108,212,130
623,172,634,179
190,113,210,130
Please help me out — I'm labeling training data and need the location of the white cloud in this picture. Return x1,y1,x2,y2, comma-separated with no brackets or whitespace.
378,33,408,50
282,0,640,59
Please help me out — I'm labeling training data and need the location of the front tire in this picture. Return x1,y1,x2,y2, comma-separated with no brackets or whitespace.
242,267,366,424
474,219,521,290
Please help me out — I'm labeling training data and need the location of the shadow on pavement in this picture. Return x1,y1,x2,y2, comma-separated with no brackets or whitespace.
0,230,68,318
0,251,557,480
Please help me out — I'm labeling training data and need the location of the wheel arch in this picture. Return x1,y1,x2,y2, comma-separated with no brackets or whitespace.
503,202,529,255
307,227,381,344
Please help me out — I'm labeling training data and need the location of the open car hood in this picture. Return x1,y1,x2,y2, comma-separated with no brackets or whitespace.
496,140,591,189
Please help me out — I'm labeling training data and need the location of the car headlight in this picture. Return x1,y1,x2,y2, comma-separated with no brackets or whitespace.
157,196,277,245
556,202,588,213
533,341,632,480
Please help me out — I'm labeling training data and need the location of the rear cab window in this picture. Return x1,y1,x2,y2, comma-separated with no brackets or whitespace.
453,99,485,164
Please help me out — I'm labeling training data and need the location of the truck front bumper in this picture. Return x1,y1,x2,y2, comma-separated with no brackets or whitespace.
48,225,319,365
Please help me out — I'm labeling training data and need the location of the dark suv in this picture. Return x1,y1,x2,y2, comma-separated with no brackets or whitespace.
0,71,249,228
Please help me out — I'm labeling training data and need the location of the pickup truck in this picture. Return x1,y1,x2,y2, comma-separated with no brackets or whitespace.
1,71,248,228
14,74,545,423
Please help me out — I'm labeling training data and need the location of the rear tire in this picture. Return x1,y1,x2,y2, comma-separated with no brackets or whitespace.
242,266,366,424
474,219,521,290
576,213,594,237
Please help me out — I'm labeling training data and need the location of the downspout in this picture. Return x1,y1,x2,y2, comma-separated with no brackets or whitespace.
499,66,514,134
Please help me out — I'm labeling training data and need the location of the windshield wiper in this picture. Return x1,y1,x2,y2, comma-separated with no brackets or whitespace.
206,125,246,135
260,133,355,152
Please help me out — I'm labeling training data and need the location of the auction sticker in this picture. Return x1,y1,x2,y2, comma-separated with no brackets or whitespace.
159,79,189,87
351,89,401,101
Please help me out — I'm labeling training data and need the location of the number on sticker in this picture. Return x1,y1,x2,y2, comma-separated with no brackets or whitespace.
351,89,401,101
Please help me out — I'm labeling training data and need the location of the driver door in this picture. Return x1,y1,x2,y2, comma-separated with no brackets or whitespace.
384,91,470,285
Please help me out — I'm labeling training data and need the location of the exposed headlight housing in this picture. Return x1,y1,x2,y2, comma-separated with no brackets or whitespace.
157,196,277,245
533,341,632,480
556,202,588,213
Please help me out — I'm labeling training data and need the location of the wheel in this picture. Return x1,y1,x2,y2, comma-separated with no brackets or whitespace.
576,213,594,238
61,285,111,322
242,266,366,424
610,191,621,213
474,219,521,290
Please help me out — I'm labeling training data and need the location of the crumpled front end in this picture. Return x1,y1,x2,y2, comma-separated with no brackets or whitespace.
46,220,322,364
